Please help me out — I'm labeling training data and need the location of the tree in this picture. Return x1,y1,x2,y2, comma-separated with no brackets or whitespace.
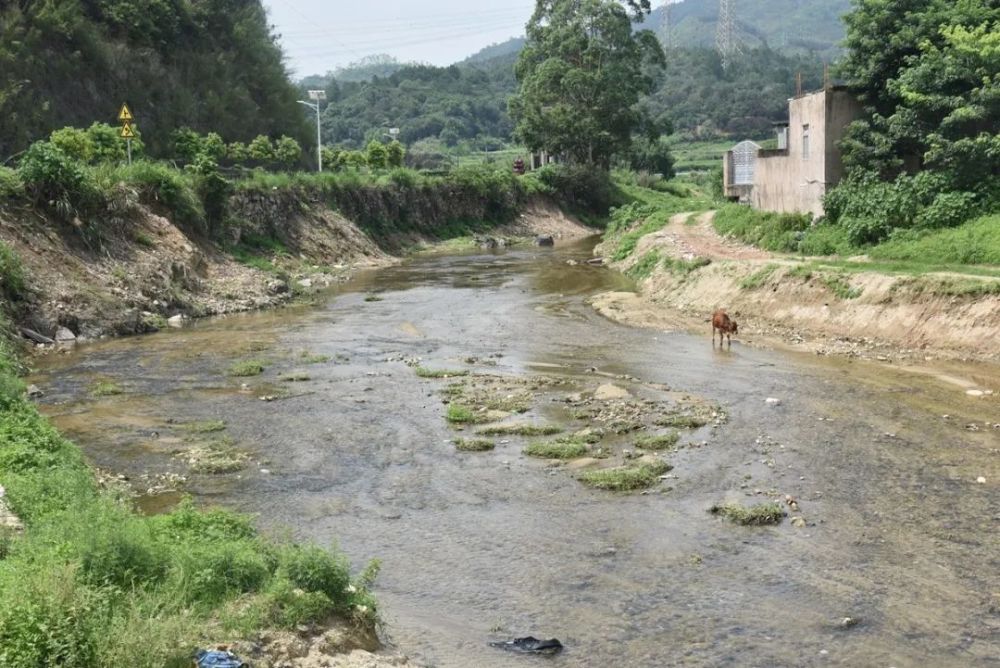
386,141,406,168
509,0,665,167
248,135,275,164
273,136,302,169
49,127,94,163
838,0,1000,178
228,142,250,164
203,132,227,161
86,123,129,163
365,140,389,169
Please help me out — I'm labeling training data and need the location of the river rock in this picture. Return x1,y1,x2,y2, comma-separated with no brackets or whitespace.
765,397,782,406
54,326,77,344
167,314,186,328
536,235,555,247
26,384,44,399
266,278,289,295
791,516,807,527
587,258,606,266
966,389,985,397
594,384,630,401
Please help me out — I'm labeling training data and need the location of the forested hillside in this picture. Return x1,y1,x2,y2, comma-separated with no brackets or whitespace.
310,0,846,151
0,0,309,159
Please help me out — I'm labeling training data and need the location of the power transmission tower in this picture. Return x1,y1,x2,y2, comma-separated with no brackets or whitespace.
716,0,742,71
661,0,673,48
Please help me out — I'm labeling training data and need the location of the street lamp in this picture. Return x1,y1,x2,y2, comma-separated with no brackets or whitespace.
298,90,326,172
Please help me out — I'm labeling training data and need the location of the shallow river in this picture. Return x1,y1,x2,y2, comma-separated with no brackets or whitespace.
31,239,1000,667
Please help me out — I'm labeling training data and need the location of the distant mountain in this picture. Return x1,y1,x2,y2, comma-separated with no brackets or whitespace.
648,0,852,57
463,38,526,66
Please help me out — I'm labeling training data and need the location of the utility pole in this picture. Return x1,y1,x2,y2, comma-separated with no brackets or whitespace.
298,90,326,172
716,0,742,71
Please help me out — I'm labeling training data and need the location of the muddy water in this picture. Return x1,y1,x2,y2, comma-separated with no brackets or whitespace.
31,239,1000,667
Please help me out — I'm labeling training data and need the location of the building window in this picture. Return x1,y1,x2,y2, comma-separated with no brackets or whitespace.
802,124,811,160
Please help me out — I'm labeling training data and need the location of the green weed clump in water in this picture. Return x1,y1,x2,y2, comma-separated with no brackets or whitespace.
634,432,680,451
180,419,226,434
579,461,672,491
228,359,265,377
656,414,708,429
739,264,779,290
455,438,495,452
90,380,124,397
363,294,383,302
476,423,563,437
185,440,249,474
300,352,331,364
280,373,311,382
415,367,469,379
0,310,380,666
710,502,785,526
523,437,589,459
446,404,479,424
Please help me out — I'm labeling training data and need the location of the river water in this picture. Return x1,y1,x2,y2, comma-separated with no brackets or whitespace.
31,239,1000,667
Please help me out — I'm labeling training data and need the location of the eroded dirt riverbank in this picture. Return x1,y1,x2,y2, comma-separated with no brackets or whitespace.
29,238,1000,667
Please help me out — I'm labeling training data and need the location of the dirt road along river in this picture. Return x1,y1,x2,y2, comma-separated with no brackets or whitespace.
31,237,1000,667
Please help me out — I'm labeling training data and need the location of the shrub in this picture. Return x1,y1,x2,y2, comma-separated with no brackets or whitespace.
0,241,27,303
49,127,95,163
86,123,130,163
17,141,101,219
0,166,24,199
535,164,618,216
279,545,351,606
712,205,811,252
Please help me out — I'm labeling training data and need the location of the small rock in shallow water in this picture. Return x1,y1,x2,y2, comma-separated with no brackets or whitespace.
977,476,987,484
791,517,807,527
26,384,44,399
765,397,781,406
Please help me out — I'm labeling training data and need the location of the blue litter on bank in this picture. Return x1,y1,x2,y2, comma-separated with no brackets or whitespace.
194,649,247,668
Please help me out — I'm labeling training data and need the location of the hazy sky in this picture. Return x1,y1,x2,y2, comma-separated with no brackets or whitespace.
262,0,538,77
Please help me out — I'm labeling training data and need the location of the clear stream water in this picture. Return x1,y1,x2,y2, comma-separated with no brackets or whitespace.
30,239,1000,667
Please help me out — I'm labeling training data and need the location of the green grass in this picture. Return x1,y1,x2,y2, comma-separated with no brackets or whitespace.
476,423,564,437
446,404,479,424
0,308,380,666
869,214,1000,266
454,438,495,452
415,367,469,379
184,440,250,474
626,250,662,280
739,263,780,290
578,461,672,491
820,274,863,300
786,264,814,281
363,294,383,302
179,419,226,434
523,437,589,459
710,502,785,526
667,138,736,172
713,204,811,253
634,432,680,451
228,359,265,377
90,380,124,397
299,352,331,364
663,256,712,277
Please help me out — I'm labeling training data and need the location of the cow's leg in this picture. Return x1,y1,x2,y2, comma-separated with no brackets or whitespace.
727,331,732,348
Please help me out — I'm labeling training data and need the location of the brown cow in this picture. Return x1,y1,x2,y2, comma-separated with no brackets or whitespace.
712,309,738,348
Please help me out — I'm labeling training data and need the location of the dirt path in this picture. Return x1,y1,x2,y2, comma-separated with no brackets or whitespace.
664,211,772,261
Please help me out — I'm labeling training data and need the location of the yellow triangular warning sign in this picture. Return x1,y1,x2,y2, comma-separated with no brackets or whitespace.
118,104,133,122
119,123,136,139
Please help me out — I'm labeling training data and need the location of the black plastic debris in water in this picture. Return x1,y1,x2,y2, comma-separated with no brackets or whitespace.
489,636,564,655
194,649,247,668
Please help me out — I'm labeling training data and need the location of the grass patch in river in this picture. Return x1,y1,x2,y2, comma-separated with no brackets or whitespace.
415,367,469,379
579,461,672,491
634,432,680,450
476,423,563,437
90,380,124,397
364,294,383,302
182,439,250,474
300,352,330,364
280,373,311,382
523,437,589,459
446,404,486,424
656,414,708,429
228,359,266,377
710,502,785,526
455,438,495,452
179,419,226,434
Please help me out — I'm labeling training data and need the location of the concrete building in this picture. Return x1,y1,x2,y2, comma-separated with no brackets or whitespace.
723,86,862,218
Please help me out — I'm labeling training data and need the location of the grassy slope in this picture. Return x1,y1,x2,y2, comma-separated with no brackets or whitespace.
0,305,378,666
